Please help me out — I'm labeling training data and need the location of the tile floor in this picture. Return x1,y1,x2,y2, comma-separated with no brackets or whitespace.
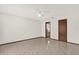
0,37,79,55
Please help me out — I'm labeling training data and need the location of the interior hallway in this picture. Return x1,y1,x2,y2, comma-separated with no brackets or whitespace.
0,37,79,55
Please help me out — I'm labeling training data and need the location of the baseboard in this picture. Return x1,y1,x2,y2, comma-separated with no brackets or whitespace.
67,42,79,45
51,38,79,45
1,37,79,46
0,37,44,46
50,38,58,41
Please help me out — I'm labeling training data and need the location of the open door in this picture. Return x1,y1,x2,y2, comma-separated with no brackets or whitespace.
58,19,67,42
45,22,51,38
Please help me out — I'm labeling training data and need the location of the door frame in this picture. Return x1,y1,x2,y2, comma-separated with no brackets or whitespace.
45,22,51,38
58,19,67,42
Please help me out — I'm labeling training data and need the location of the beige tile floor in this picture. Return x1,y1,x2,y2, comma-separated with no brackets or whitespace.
0,37,79,55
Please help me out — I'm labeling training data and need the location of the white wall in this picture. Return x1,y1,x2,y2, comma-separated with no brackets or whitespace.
0,13,42,44
51,19,58,40
41,18,58,40
0,5,43,44
67,13,79,44
41,5,79,44
0,4,79,44
0,16,3,42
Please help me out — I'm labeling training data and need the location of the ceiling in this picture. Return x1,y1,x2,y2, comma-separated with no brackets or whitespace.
0,4,79,21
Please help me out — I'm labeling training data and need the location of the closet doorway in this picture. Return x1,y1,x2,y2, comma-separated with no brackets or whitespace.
58,19,67,42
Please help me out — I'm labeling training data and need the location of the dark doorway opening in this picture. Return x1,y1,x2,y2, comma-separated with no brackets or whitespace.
45,22,51,38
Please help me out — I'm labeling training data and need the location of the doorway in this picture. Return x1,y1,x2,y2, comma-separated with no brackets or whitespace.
58,19,67,42
45,22,51,38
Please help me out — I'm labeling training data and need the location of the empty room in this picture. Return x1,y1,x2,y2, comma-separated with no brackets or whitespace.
0,4,79,55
